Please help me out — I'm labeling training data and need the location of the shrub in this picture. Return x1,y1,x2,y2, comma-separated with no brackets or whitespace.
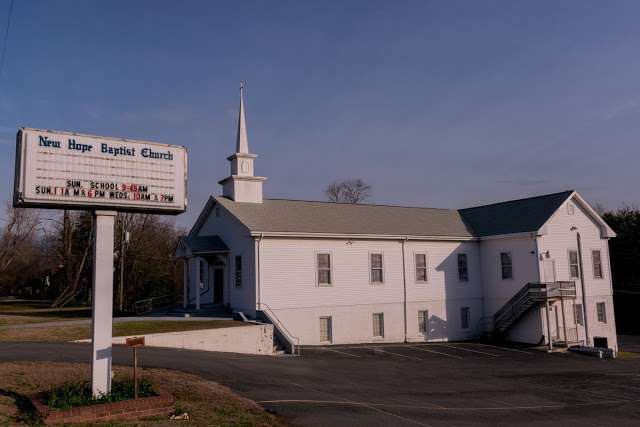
45,377,156,410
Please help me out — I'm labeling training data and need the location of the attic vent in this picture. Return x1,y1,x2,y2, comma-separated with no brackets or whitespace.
567,203,575,215
215,207,221,217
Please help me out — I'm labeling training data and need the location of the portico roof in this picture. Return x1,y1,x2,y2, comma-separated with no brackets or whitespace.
178,235,228,256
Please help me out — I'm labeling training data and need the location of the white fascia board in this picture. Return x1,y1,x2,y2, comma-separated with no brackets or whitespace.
248,231,477,241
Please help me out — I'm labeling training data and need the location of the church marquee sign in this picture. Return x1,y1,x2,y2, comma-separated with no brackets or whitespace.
13,128,187,214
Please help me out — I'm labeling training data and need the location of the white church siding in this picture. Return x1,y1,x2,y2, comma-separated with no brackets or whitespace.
536,196,618,350
258,237,485,345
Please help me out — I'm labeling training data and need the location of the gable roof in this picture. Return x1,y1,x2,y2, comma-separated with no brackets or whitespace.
458,190,574,237
214,196,475,238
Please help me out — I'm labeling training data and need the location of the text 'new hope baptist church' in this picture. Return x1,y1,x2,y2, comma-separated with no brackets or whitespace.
38,135,174,160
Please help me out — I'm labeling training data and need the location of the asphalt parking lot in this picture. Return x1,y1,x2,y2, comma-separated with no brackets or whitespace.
1,340,639,426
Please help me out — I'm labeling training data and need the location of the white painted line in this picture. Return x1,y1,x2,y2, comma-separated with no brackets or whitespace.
471,343,535,355
366,347,425,361
257,397,640,411
433,344,499,357
408,345,463,359
319,347,361,358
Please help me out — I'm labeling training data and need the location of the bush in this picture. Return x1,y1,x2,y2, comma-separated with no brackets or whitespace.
45,377,156,410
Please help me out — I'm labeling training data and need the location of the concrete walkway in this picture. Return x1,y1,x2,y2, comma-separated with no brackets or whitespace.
1,316,233,330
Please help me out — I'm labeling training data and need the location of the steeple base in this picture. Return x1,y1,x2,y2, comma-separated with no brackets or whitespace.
219,175,266,203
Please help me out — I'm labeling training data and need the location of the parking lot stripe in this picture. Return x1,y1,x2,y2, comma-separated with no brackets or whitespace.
433,344,499,357
471,343,535,355
408,345,463,359
367,347,425,361
319,348,361,358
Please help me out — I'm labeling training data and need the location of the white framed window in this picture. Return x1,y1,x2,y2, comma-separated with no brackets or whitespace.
567,203,575,215
415,253,428,283
234,255,242,288
573,303,584,326
370,253,384,284
596,302,607,323
319,316,332,343
568,250,580,279
317,253,332,286
458,253,469,282
460,306,470,329
500,252,513,280
592,250,603,279
372,312,384,337
418,310,428,334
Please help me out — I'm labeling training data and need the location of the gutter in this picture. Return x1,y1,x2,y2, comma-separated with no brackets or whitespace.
249,231,476,241
256,232,264,309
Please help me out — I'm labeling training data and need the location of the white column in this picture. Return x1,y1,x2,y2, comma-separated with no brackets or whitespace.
91,211,116,396
183,258,189,309
195,257,201,311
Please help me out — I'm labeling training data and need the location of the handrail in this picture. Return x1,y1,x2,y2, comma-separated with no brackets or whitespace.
134,294,174,314
257,302,300,355
494,281,577,332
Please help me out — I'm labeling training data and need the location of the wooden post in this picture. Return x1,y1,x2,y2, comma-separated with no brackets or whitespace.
133,347,138,400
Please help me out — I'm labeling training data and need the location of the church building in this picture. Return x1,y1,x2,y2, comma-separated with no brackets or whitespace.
177,87,618,354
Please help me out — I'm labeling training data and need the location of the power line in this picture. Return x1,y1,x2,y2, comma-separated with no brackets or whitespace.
0,0,15,82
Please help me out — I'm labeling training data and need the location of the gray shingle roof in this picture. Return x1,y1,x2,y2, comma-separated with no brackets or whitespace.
215,197,475,237
458,190,573,237
209,190,574,239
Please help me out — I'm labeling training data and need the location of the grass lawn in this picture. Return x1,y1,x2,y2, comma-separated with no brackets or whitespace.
0,320,246,342
0,362,288,426
0,303,91,327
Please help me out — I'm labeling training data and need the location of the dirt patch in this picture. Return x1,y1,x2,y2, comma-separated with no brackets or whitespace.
0,362,288,426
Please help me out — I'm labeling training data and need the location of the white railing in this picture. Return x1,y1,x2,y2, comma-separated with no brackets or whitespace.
257,302,300,355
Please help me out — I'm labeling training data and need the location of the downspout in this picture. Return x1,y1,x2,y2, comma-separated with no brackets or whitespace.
256,233,263,311
576,231,590,346
401,236,408,342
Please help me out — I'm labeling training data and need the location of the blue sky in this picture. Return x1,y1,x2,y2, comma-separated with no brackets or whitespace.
0,0,639,226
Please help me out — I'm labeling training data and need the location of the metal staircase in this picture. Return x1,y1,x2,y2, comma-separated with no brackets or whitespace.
493,281,576,333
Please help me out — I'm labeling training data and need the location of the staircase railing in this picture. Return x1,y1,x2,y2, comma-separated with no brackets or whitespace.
493,281,576,333
134,294,175,315
257,302,300,355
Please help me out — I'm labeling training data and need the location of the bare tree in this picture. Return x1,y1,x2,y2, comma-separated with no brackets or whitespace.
325,179,372,203
0,203,41,275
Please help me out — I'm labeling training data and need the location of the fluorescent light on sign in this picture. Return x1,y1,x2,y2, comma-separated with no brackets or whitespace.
13,128,187,214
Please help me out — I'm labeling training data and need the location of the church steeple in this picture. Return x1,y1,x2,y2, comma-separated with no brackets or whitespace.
236,82,249,154
218,83,266,203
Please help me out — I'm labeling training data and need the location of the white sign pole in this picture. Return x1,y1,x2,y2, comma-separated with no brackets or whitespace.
91,210,116,396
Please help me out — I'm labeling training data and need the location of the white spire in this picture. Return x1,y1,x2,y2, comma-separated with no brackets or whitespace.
236,82,249,154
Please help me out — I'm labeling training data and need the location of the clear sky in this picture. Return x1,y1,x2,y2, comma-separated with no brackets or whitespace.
0,0,639,227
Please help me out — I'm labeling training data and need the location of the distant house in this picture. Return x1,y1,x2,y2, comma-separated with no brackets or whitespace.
177,89,618,353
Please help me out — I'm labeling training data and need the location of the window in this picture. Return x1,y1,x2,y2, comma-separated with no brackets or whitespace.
567,203,575,215
592,250,603,279
234,255,242,288
568,250,580,279
418,310,428,334
317,253,332,285
573,303,584,326
415,254,428,282
500,252,513,279
372,313,384,337
458,253,469,282
319,316,332,342
597,302,607,323
370,253,384,284
460,307,470,329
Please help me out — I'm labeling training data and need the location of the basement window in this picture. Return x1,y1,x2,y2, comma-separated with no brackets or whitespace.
372,313,384,337
319,316,332,343
460,307,470,329
418,310,428,334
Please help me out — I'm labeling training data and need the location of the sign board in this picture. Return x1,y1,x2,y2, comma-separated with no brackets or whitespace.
13,128,187,214
126,336,145,347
